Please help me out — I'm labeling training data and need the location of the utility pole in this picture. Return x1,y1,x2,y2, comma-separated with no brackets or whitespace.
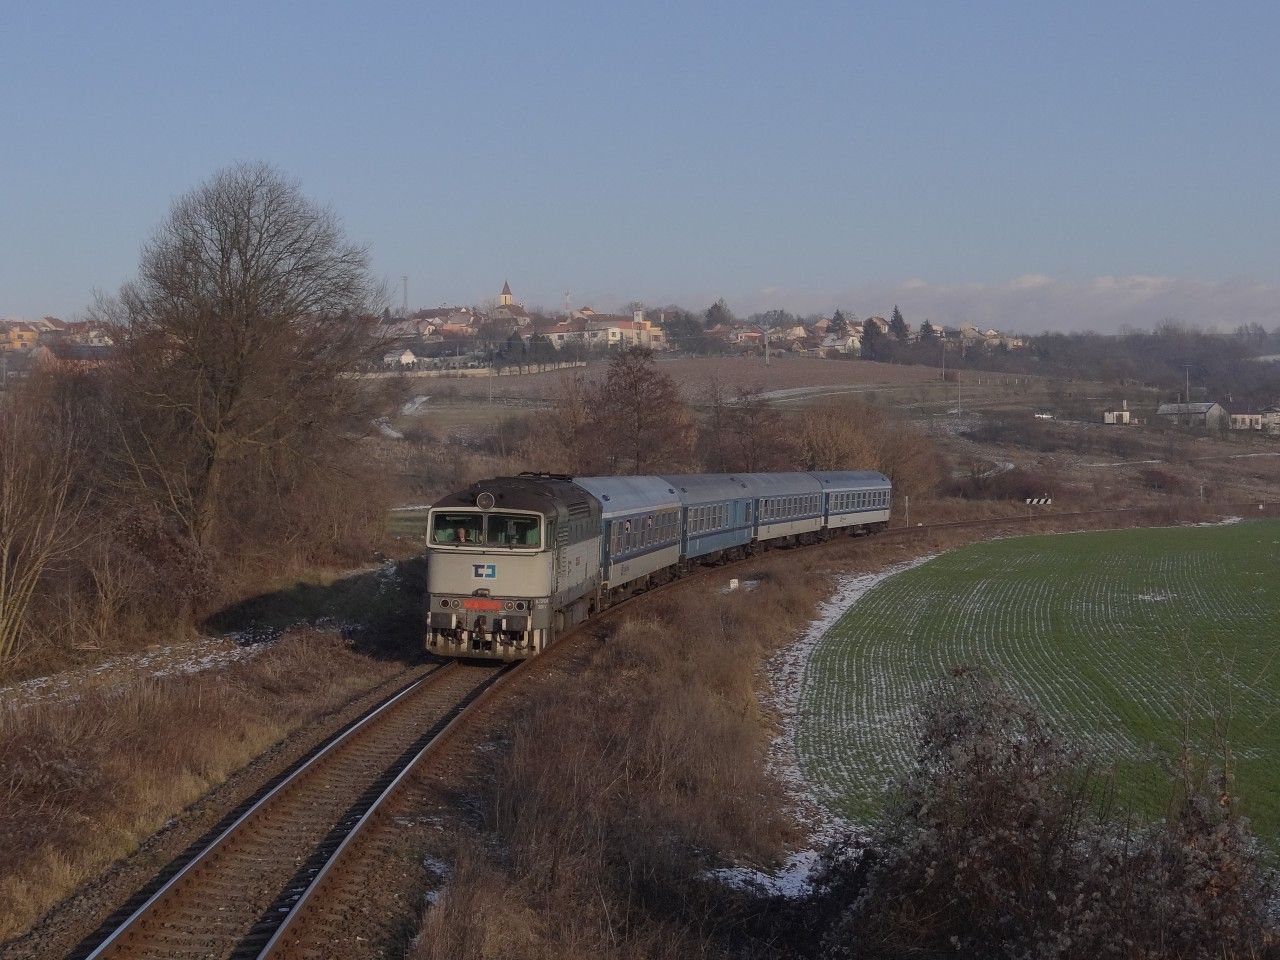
1185,364,1191,404
401,276,409,318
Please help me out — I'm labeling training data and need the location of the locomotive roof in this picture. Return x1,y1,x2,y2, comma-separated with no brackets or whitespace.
807,470,891,488
432,475,599,522
572,475,680,518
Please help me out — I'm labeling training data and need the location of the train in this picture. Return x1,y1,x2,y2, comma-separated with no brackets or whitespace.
424,470,892,659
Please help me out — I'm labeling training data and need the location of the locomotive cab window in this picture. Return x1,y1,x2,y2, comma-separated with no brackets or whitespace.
430,511,541,548
430,512,484,545
491,513,541,547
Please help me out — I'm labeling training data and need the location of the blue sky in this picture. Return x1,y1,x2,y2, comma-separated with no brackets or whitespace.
3,1,1279,330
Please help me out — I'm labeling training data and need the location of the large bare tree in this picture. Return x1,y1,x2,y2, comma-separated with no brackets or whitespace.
103,162,379,551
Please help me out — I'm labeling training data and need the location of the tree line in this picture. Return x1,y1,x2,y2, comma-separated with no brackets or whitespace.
529,345,943,498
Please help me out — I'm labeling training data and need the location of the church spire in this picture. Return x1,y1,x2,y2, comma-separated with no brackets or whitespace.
500,280,513,306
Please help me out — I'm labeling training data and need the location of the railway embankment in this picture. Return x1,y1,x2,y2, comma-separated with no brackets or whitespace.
0,559,428,955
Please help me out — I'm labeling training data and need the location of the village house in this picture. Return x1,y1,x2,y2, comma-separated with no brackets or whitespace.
1227,404,1280,435
382,347,422,367
821,332,860,355
531,308,666,351
1,321,39,352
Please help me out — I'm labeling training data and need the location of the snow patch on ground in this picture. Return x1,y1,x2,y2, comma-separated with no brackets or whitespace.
374,416,404,439
0,637,273,711
708,849,824,898
401,394,432,415
764,555,936,826
706,563,935,899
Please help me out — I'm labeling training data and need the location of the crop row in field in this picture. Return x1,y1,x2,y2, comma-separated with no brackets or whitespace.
797,520,1280,836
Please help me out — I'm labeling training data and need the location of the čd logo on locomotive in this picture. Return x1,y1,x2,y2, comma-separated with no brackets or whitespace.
472,563,497,579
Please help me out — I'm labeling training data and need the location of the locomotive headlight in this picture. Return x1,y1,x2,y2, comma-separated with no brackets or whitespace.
515,601,527,611
504,601,514,611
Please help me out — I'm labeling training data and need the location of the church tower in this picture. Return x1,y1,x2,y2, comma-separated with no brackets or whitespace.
500,280,513,307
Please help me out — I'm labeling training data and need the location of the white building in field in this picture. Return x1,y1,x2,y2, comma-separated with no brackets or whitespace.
1103,401,1132,425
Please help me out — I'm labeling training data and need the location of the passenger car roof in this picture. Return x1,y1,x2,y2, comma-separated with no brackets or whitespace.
659,473,754,502
572,475,680,518
807,470,891,488
736,472,824,495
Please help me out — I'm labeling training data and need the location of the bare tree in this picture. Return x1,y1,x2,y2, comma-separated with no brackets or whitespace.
0,400,83,665
725,386,795,471
591,346,693,474
99,162,380,552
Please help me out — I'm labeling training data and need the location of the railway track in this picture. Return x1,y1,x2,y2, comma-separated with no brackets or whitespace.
73,661,508,960
70,498,1279,959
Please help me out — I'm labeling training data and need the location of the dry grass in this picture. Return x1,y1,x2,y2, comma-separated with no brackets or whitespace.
410,549,836,960
0,631,404,941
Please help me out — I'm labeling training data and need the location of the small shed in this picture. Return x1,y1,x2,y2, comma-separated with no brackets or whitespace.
1155,401,1227,430
1103,401,1132,425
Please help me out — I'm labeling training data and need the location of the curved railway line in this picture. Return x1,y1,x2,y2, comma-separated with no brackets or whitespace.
72,662,507,960
68,499,1279,959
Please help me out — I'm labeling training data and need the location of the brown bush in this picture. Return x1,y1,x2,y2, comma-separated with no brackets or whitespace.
1138,466,1189,495
948,465,1063,502
793,396,945,498
814,668,1276,960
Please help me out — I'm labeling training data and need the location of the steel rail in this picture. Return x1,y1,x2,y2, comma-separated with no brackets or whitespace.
254,661,520,957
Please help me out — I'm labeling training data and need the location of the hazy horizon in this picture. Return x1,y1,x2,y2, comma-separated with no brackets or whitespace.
4,1,1279,333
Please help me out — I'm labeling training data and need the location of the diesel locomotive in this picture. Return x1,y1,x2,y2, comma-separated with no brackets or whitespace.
425,470,891,659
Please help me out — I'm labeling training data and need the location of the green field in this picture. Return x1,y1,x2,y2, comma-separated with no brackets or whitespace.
797,521,1280,836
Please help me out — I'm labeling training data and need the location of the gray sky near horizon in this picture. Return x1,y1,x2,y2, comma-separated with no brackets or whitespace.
3,1,1279,333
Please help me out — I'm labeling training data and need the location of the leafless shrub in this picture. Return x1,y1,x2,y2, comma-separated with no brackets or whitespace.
949,465,1063,502
1138,466,1189,495
0,398,85,666
794,396,944,497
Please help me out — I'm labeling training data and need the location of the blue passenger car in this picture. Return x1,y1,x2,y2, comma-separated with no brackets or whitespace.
660,474,755,562
571,475,681,593
745,472,825,543
810,470,892,531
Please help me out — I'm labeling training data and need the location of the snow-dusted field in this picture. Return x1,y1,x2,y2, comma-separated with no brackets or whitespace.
793,520,1280,832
